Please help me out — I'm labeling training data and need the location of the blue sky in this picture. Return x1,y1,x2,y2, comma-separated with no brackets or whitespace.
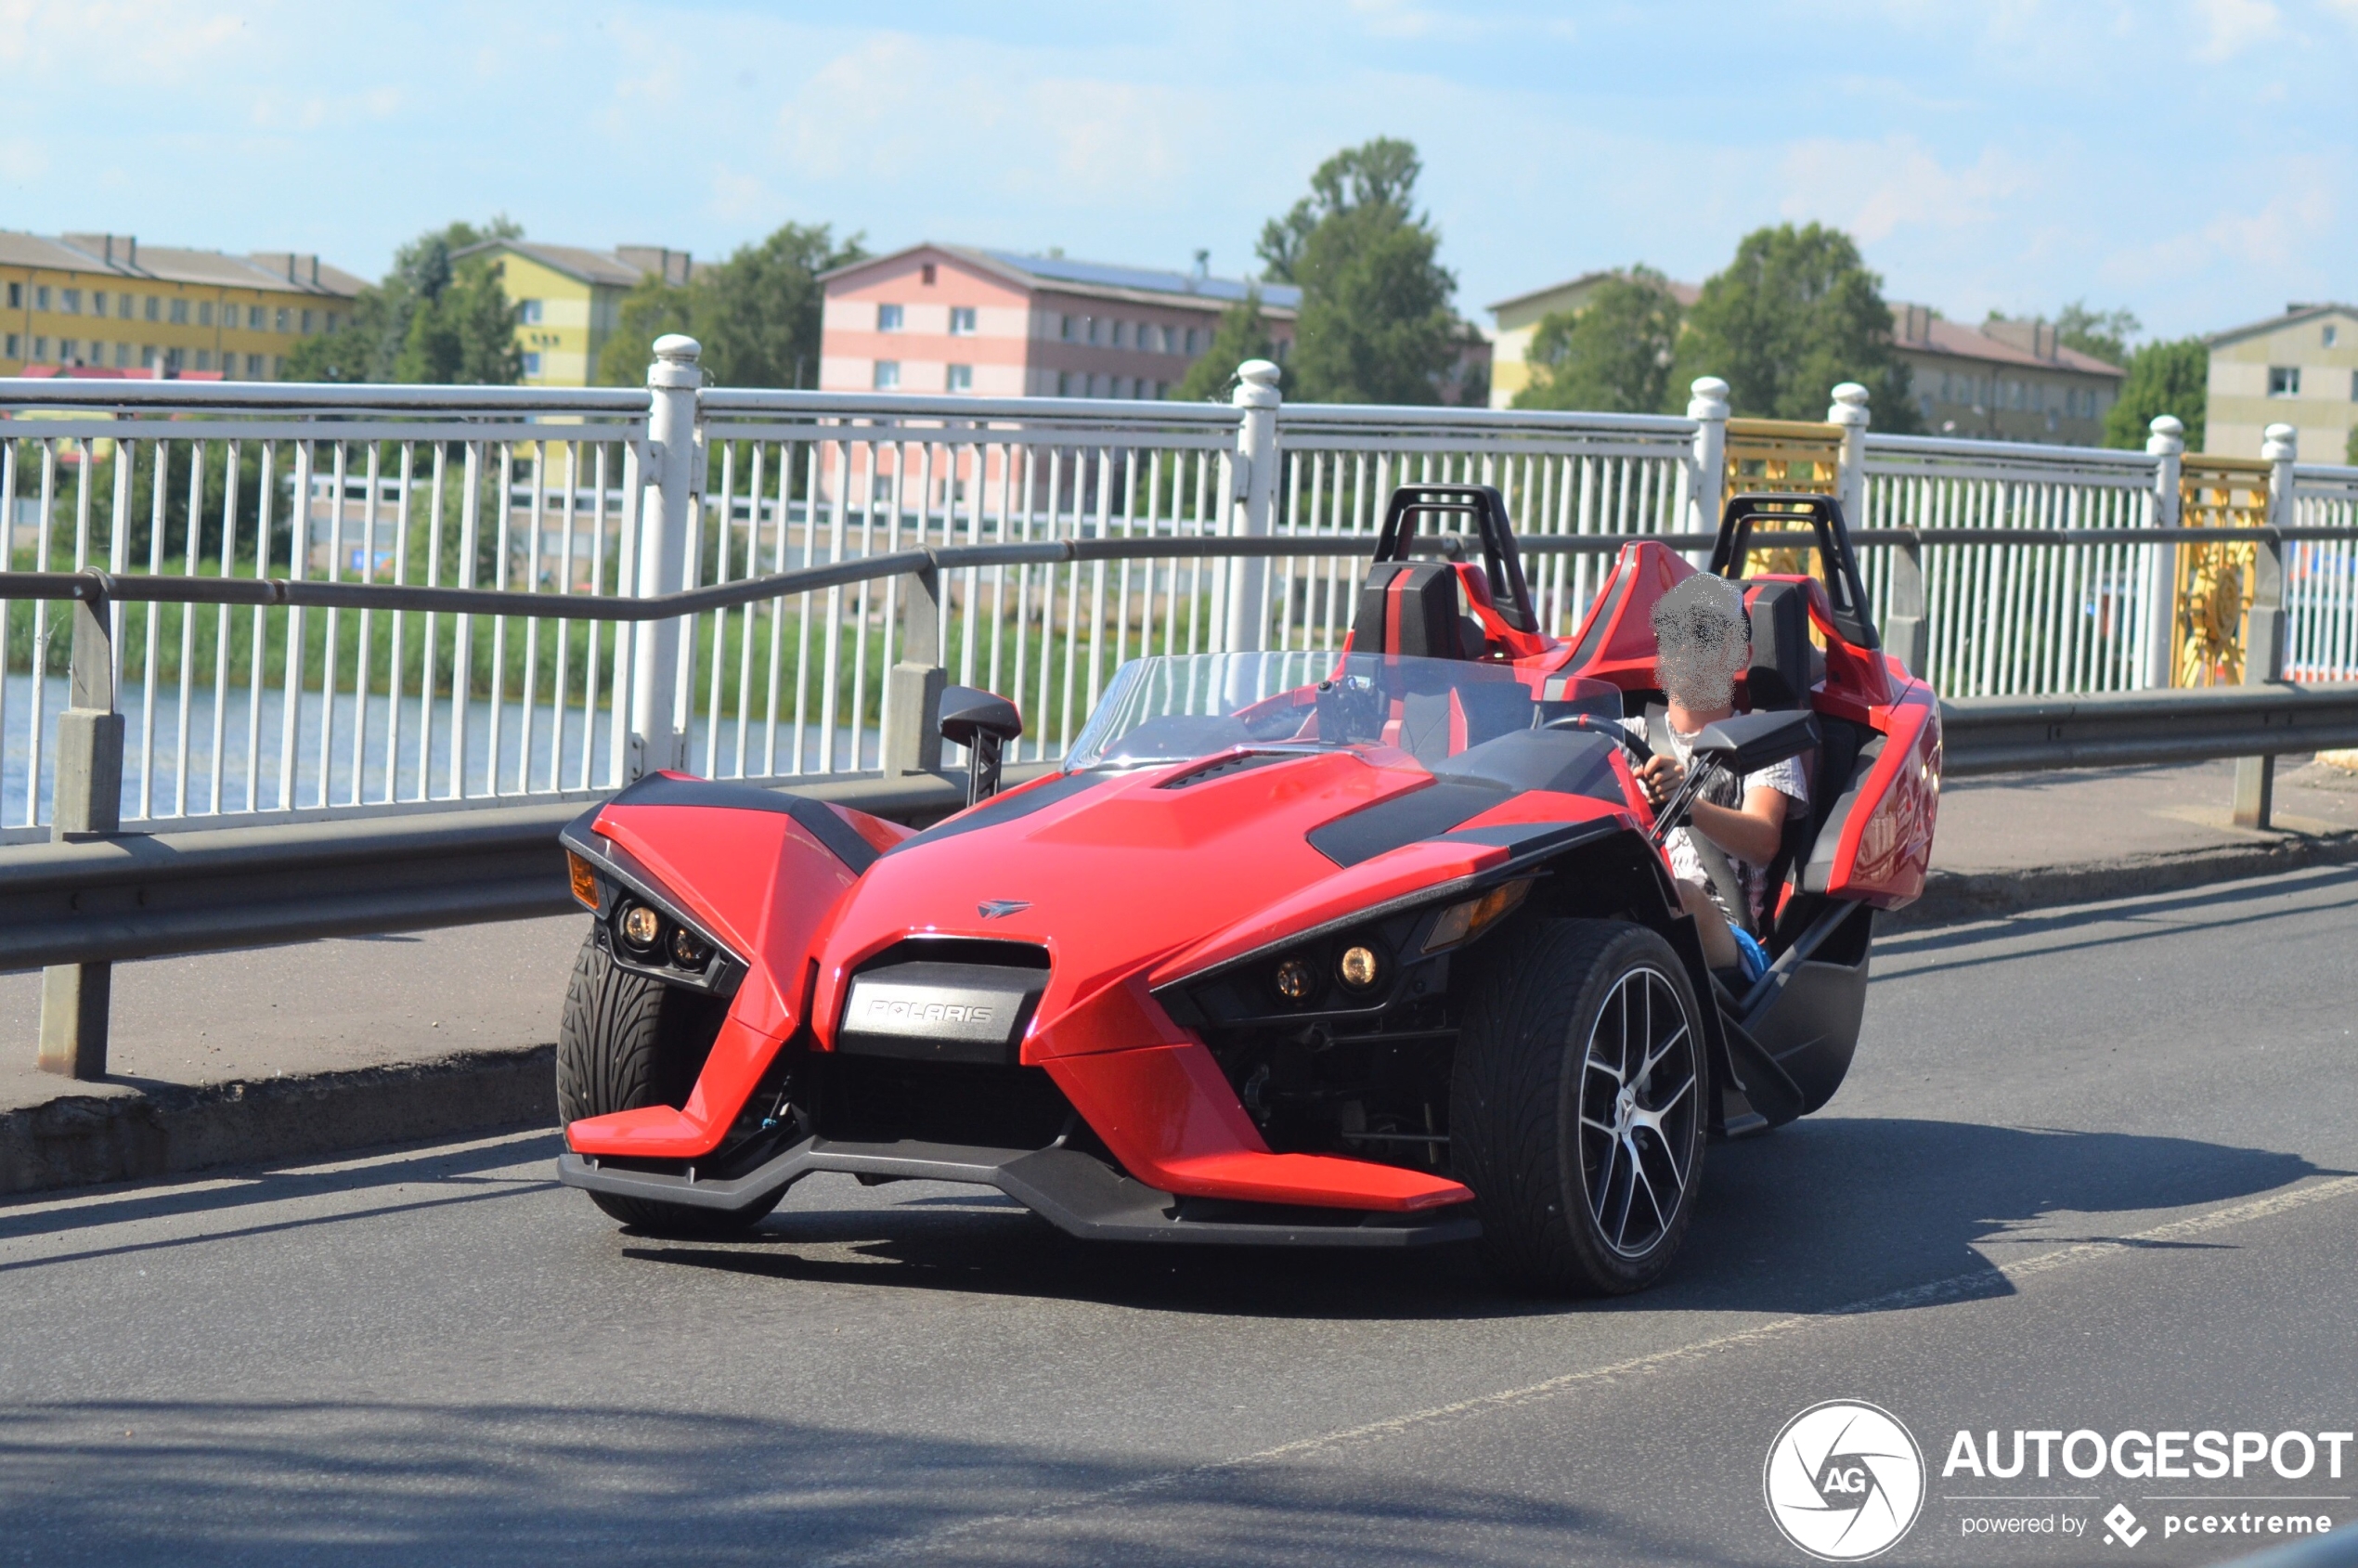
3,1,2351,343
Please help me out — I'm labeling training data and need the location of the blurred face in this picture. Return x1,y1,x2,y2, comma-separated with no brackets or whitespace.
1652,575,1751,712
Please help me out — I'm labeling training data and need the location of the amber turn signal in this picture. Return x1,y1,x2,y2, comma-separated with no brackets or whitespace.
566,850,600,911
1422,878,1533,952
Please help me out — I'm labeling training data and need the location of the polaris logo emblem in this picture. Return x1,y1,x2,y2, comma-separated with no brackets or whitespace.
978,899,1030,919
862,997,993,1027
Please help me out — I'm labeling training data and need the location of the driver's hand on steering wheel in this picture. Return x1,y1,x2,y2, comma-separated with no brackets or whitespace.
1636,752,1684,807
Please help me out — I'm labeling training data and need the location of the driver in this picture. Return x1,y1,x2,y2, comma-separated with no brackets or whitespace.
1626,574,1807,978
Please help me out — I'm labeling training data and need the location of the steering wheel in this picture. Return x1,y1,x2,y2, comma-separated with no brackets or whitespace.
1543,711,1652,762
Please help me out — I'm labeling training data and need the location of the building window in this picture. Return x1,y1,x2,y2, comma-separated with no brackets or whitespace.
522,351,543,376
164,346,183,371
301,309,316,333
1085,317,1100,345
1058,314,1074,342
36,286,52,311
63,288,82,315
519,299,543,325
4,333,16,357
873,360,900,389
60,339,80,362
169,298,188,324
945,363,974,392
141,345,158,368
1056,370,1073,396
876,303,903,331
275,307,290,332
195,349,212,370
145,295,160,322
5,282,17,308
93,291,109,315
198,302,214,327
2350,369,2357,401
117,293,132,319
2269,366,2300,397
1109,320,1125,348
921,263,937,286
1185,326,1201,356
949,306,976,335
33,336,49,360
246,305,263,330
244,352,263,375
2326,324,2340,347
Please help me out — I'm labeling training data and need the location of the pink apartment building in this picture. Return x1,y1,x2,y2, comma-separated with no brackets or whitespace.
819,244,1298,400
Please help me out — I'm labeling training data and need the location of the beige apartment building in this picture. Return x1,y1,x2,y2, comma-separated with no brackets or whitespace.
1483,269,1700,408
0,231,361,379
1889,305,2123,445
2203,303,2358,460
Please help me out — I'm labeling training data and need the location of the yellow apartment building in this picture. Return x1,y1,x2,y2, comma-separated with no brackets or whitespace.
0,231,362,379
1484,269,1701,408
452,241,695,387
2204,302,2358,460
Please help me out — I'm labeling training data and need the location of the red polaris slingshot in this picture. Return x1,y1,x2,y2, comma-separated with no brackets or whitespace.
555,486,1940,1295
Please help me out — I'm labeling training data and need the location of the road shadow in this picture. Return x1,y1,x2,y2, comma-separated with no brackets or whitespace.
0,1396,1723,1568
619,1118,2331,1324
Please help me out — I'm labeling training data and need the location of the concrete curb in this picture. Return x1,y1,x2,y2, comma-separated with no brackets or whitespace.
1886,828,2358,930
0,1045,555,1199
7,832,2358,1201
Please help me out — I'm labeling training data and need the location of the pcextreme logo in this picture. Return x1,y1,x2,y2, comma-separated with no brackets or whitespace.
1765,1400,1927,1562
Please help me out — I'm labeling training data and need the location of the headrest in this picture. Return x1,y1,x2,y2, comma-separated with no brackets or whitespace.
1352,562,1485,660
1741,577,1820,710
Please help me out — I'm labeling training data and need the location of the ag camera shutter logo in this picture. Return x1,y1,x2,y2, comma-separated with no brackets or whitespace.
1764,1400,1926,1561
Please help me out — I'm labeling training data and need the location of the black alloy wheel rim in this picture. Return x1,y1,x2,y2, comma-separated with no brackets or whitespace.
1575,964,1699,1258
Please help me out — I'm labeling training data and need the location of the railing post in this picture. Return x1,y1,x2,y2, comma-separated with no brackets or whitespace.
2144,415,2186,690
1686,376,1729,557
2233,422,2297,828
1223,359,1282,654
628,333,702,780
1828,382,1871,527
880,561,946,777
37,586,123,1079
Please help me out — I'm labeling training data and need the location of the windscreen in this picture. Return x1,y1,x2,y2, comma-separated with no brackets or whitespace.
1064,652,1621,769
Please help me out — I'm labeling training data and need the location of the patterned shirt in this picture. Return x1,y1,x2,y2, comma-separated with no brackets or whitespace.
1625,717,1809,927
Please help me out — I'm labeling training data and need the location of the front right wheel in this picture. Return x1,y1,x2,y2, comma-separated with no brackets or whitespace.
1452,918,1706,1296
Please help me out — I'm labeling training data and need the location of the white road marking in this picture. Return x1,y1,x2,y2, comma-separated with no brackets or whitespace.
813,1173,2358,1566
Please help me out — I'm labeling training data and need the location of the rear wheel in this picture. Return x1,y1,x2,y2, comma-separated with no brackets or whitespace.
1452,918,1706,1295
556,933,776,1236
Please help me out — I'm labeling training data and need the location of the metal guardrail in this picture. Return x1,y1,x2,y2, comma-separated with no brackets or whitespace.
1941,681,2358,776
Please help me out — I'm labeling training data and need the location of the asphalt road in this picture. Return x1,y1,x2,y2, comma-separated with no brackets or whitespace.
4,864,2356,1568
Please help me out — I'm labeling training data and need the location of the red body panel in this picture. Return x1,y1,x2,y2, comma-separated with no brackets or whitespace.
1822,666,1942,906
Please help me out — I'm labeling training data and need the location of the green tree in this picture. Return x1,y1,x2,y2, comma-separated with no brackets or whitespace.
2054,301,2140,367
280,217,524,384
2104,338,2208,450
1257,136,1459,405
1670,223,1920,431
1168,291,1284,402
595,221,864,387
1512,267,1684,413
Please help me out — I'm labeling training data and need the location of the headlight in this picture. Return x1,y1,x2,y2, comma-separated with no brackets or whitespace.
1337,944,1381,991
616,901,663,953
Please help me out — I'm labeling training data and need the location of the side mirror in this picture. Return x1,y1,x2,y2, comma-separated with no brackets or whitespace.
939,686,1024,807
1690,709,1820,775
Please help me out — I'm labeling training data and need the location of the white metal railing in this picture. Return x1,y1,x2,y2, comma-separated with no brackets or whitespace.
5,346,2355,843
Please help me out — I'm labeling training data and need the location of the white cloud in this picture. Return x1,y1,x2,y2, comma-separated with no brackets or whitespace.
2190,0,2282,59
1777,136,2035,243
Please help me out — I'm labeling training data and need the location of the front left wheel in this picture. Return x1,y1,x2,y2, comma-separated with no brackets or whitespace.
556,933,778,1237
1452,918,1707,1296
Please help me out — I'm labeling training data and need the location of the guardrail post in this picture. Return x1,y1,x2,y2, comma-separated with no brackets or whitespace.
1829,382,1871,527
1223,359,1282,654
1686,377,1728,560
2144,415,2186,690
1885,530,1931,678
881,561,946,777
628,333,702,779
37,586,123,1079
2233,422,2298,828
